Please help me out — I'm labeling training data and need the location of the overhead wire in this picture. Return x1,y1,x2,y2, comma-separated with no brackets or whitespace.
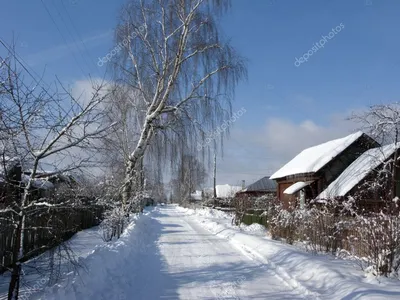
40,0,91,82
54,0,101,77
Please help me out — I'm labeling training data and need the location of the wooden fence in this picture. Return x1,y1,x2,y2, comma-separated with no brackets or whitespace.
0,205,104,273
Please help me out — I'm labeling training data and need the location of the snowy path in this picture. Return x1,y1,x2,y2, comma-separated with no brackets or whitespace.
149,205,304,300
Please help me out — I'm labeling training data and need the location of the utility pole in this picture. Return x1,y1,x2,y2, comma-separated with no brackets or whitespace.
213,152,217,203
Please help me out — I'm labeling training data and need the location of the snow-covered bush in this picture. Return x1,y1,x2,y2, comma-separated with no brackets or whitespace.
342,206,400,277
268,195,400,277
233,196,253,225
269,199,346,251
100,207,126,242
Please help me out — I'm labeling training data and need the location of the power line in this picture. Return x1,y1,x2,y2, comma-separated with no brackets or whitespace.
0,38,54,93
40,0,91,81
54,0,100,77
0,38,71,117
59,0,95,60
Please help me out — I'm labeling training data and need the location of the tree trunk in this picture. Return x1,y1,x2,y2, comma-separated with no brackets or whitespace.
122,120,153,207
392,148,399,202
8,215,23,300
213,153,217,206
122,159,135,209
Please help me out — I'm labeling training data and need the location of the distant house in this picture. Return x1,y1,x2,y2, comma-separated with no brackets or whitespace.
270,131,379,209
235,176,276,201
21,170,80,199
203,184,243,199
189,190,203,201
317,143,400,211
0,157,22,209
1,160,81,208
216,184,242,198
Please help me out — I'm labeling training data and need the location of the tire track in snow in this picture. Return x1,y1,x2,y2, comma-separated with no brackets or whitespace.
181,217,245,300
234,243,321,300
190,214,322,300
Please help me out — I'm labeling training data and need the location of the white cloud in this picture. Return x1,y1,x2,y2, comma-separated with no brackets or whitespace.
39,79,112,177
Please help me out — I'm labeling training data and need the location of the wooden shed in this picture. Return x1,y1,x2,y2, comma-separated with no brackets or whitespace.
317,143,400,212
235,176,277,201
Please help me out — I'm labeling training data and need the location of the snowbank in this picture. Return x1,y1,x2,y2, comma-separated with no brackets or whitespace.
177,206,231,220
40,215,143,300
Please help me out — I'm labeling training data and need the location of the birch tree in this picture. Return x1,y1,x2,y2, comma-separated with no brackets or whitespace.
110,0,246,206
0,48,113,299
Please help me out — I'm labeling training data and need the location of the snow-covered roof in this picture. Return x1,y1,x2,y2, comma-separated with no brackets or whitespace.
317,143,400,199
243,176,276,192
0,156,19,174
216,184,242,198
283,181,314,195
203,185,243,198
190,190,203,201
0,156,20,183
22,175,54,190
270,131,365,180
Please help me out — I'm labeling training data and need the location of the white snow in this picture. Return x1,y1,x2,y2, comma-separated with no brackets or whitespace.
270,131,364,179
318,143,400,199
203,184,243,198
0,156,19,181
21,174,54,190
2,205,400,299
283,181,314,195
215,184,242,198
190,190,202,200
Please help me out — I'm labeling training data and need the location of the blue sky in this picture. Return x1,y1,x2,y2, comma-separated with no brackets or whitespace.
1,0,400,186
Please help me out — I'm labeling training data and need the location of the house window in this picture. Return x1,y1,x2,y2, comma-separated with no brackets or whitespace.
299,189,305,209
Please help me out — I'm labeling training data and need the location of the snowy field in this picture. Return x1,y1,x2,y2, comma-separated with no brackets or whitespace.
2,205,400,299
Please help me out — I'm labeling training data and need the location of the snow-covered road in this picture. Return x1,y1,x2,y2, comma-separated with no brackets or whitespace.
147,205,303,300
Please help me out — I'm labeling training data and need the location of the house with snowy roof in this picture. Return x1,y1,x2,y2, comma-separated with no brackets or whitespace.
270,131,379,209
190,190,203,201
0,157,22,209
317,143,400,210
1,157,81,209
202,184,243,199
235,176,276,201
